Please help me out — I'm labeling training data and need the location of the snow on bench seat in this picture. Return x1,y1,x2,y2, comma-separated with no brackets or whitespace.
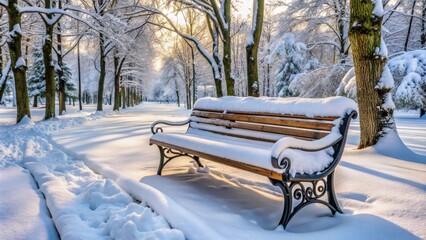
151,129,334,177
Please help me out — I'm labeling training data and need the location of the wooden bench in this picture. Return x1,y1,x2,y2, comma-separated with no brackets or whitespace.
149,96,357,228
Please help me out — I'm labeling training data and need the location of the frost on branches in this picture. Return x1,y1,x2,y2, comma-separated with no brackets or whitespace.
268,33,308,97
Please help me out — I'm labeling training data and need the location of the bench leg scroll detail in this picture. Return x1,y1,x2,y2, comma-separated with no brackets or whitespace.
156,146,203,175
270,174,343,229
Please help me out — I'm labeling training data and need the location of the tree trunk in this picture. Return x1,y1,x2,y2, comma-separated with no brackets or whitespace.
422,0,426,46
186,83,191,109
349,0,394,149
77,23,83,111
0,48,7,104
7,0,31,123
336,0,349,59
404,0,417,51
222,0,234,96
126,87,130,107
246,0,264,97
191,49,197,106
43,23,56,120
206,17,223,97
97,33,106,111
0,79,6,103
421,108,425,118
119,87,121,107
121,86,126,109
129,89,133,107
33,95,38,107
113,55,120,111
57,21,66,115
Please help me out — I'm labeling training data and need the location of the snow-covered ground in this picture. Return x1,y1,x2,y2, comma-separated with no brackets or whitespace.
1,103,425,239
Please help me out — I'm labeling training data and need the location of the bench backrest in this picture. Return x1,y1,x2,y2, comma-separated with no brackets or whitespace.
189,97,357,143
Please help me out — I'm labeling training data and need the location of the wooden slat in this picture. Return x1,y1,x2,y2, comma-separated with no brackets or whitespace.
190,116,328,139
150,139,283,180
193,108,340,121
192,110,334,131
189,122,313,142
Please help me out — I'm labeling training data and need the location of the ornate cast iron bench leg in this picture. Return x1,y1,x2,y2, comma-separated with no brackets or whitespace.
327,172,343,214
155,145,204,176
157,146,165,175
270,174,343,229
270,179,293,229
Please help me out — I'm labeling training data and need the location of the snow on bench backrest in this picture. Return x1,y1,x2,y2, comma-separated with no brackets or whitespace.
190,96,358,142
193,96,357,118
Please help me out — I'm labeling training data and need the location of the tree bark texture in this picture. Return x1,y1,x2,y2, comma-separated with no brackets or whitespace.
191,46,197,106
222,0,234,96
57,21,66,115
246,0,264,97
207,17,223,97
97,32,106,111
0,47,6,103
349,0,394,149
121,86,126,109
113,55,120,111
77,35,83,111
7,0,31,123
422,0,426,46
0,79,6,104
43,23,56,120
56,26,66,115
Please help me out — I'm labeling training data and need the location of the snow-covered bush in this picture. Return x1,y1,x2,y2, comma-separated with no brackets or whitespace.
390,51,426,110
269,33,308,97
337,50,426,114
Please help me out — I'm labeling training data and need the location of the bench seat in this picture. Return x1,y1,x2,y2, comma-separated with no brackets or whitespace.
151,128,335,179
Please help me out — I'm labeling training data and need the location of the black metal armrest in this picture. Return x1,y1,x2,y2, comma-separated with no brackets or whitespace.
150,118,191,134
270,134,343,179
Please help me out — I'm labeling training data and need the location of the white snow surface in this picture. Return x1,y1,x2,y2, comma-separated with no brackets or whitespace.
194,96,357,117
0,166,58,240
1,103,425,239
0,107,184,240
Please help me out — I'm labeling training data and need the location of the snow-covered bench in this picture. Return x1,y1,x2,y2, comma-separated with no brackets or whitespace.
149,96,357,228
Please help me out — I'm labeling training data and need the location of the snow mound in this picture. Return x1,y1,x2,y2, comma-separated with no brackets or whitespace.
194,96,357,117
374,129,426,163
18,115,35,126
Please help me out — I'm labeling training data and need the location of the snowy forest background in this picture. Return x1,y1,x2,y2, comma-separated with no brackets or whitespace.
0,0,425,118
